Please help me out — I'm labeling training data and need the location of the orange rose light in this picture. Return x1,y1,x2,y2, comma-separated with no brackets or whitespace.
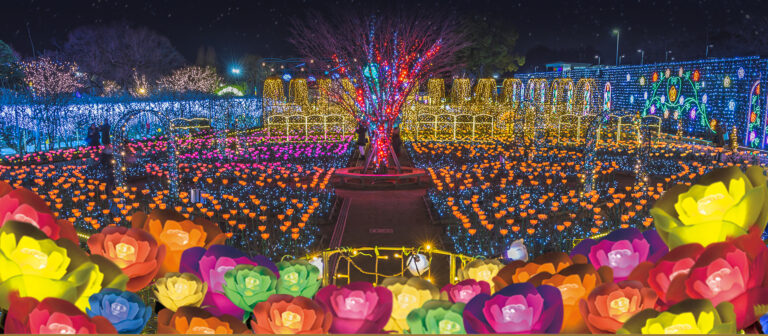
493,252,587,288
251,294,332,334
87,226,166,292
132,209,226,275
157,306,250,334
579,280,658,333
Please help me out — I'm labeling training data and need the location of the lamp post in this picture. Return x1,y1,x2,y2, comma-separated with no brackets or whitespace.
665,50,672,63
637,49,644,65
612,29,620,66
706,44,714,58
619,54,626,66
594,55,601,66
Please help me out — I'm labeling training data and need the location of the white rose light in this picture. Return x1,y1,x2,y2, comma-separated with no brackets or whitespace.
504,239,529,262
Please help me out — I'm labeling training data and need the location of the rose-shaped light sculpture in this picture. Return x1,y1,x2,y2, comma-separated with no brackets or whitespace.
463,282,564,334
458,259,504,292
4,292,117,334
651,166,768,249
529,263,613,333
88,226,166,292
493,252,586,289
132,209,226,275
157,306,251,334
86,288,151,334
407,300,466,334
579,280,658,333
503,239,529,262
627,243,705,307
180,244,277,317
441,279,491,304
571,228,668,282
222,264,277,314
276,259,321,298
251,294,332,334
0,182,78,244
314,281,393,333
154,272,207,311
617,299,737,334
381,276,443,333
0,221,127,310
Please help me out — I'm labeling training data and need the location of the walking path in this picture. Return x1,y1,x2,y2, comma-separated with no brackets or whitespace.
332,188,442,248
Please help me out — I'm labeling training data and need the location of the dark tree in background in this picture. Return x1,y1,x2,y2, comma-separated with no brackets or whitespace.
456,17,525,78
60,21,185,88
237,54,272,95
291,10,466,169
0,40,25,91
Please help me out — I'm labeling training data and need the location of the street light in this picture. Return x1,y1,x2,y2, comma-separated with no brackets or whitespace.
594,54,601,66
637,49,645,65
665,50,673,63
612,29,620,66
706,44,714,58
619,54,626,66
230,66,242,75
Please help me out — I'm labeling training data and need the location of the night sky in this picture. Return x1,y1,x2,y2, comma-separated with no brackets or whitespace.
2,0,767,71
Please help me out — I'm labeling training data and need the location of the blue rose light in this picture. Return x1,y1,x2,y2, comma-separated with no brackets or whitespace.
86,289,151,334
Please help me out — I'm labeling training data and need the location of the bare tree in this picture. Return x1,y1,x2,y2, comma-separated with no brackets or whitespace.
291,10,465,169
61,21,185,88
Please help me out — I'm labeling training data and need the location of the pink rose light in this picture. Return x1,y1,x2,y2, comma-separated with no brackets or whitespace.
571,228,668,281
441,279,492,304
314,282,392,333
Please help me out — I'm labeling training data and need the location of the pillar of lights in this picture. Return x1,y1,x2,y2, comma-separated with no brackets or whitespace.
515,56,768,148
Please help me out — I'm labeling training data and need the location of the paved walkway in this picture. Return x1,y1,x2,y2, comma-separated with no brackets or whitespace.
333,188,442,248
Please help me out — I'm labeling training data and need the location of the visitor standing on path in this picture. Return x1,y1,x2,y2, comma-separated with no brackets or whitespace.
100,120,111,147
355,124,367,160
86,123,99,147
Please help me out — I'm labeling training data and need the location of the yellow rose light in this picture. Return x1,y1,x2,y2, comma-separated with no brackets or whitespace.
651,166,768,248
381,277,443,333
154,272,207,311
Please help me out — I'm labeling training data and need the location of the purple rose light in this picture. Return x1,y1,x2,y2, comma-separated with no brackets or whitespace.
180,245,277,317
314,282,392,334
463,282,563,334
570,228,668,281
441,279,491,304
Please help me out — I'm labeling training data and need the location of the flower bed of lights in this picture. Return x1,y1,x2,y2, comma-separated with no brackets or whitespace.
410,136,768,257
0,163,768,334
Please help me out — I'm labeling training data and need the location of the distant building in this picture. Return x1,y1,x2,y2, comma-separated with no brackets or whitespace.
545,62,592,72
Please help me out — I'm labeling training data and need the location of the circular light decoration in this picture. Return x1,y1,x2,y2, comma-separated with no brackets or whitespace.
652,72,659,82
650,105,656,114
406,253,430,276
665,68,671,78
738,67,745,79
729,100,736,111
216,85,245,97
692,70,701,82
668,86,678,102
639,76,646,86
282,73,292,81
724,76,732,88
702,94,708,104
678,67,684,77
309,256,324,280
626,73,631,81
503,239,528,262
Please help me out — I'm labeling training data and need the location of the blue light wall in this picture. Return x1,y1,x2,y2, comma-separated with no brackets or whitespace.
515,57,768,147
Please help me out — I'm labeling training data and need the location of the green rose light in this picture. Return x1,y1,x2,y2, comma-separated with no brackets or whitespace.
407,300,466,334
222,264,277,313
618,299,737,334
276,259,321,298
651,166,768,249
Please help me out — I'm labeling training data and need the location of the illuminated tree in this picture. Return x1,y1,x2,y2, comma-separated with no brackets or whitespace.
291,12,465,169
157,66,221,94
22,56,82,97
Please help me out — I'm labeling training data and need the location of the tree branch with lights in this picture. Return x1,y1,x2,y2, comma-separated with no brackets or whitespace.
291,11,465,170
